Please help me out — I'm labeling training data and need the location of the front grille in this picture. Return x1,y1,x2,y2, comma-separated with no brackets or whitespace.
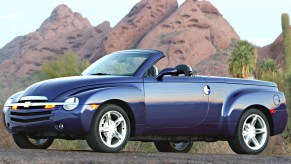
17,106,46,110
11,117,50,123
10,110,52,123
11,111,51,116
10,97,53,123
17,99,48,110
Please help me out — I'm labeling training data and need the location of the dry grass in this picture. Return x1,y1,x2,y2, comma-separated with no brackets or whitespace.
0,112,16,148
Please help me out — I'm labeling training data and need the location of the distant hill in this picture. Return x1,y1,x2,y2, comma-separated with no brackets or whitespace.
0,4,111,76
0,0,239,77
257,28,291,67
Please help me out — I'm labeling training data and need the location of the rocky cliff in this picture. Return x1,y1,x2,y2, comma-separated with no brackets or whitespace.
102,0,178,54
0,4,111,76
0,0,239,77
138,0,239,69
257,32,287,67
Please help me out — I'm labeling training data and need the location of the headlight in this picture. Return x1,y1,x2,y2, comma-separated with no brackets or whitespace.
3,98,13,113
63,97,79,111
4,98,13,106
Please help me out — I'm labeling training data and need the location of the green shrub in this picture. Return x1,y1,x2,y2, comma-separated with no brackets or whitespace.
257,58,279,79
39,51,90,80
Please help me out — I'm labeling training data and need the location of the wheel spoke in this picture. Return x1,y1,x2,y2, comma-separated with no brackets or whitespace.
115,117,124,127
34,139,39,145
255,128,266,134
246,136,252,145
114,131,123,140
244,123,250,130
242,130,248,138
251,137,260,147
107,112,111,124
243,134,250,144
100,126,109,132
106,134,112,145
29,138,48,146
242,128,248,134
35,139,45,145
251,115,258,126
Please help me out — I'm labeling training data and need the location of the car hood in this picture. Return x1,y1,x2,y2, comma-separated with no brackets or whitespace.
19,76,142,101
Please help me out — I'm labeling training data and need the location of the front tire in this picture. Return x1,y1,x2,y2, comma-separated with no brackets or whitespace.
228,108,270,154
12,133,54,149
86,104,131,153
154,141,193,153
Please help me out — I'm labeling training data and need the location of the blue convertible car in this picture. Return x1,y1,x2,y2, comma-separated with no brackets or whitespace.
2,49,287,154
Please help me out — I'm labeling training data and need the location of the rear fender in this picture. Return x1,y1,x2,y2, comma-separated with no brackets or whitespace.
221,90,284,137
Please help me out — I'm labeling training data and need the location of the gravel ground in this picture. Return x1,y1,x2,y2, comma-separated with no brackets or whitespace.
0,148,290,164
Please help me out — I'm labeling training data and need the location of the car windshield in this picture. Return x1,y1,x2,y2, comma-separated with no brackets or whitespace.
82,52,151,76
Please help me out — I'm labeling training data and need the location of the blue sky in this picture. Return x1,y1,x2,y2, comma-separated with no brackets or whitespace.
0,0,291,48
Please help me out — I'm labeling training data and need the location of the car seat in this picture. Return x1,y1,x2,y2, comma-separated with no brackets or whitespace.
147,65,159,77
175,64,193,76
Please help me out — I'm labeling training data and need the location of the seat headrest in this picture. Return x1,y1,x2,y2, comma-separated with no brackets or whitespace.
148,65,158,77
175,64,193,76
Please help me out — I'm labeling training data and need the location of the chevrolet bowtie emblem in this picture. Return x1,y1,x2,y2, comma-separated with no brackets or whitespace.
24,101,33,108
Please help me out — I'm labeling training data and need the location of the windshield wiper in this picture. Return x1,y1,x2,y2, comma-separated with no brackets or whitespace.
90,73,112,76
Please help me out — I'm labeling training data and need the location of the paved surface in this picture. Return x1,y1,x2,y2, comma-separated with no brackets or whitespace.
0,148,290,163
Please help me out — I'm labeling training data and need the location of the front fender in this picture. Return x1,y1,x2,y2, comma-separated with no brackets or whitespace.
72,84,145,133
221,90,286,137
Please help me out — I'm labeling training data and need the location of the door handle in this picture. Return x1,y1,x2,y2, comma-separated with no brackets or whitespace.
204,85,211,95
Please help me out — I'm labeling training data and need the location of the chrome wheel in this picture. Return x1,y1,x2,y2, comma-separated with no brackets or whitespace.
99,111,127,148
12,133,54,149
27,137,50,146
242,114,267,150
86,104,130,152
170,142,192,151
228,109,270,154
154,141,193,153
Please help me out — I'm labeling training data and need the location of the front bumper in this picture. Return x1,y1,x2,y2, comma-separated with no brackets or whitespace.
2,105,97,137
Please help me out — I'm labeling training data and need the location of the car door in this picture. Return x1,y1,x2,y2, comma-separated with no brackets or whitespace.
143,76,209,129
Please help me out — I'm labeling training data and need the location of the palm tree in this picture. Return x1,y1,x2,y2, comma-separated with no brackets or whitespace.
257,58,279,78
228,40,257,78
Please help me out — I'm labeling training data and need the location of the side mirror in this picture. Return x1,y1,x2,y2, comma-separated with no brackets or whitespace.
156,68,177,80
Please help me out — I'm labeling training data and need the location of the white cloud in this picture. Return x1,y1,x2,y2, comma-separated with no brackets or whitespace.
0,14,22,20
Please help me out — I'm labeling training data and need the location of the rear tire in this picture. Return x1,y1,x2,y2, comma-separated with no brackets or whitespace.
86,104,131,153
154,141,193,153
228,108,270,154
12,133,54,149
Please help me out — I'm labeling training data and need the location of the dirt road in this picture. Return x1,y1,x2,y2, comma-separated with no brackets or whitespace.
0,148,290,163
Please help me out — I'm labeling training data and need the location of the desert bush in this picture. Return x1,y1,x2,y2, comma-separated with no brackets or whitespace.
257,58,279,79
39,51,90,80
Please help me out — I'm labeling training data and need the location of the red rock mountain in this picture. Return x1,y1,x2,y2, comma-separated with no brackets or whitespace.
102,0,178,54
257,32,287,67
138,0,239,69
0,0,239,77
0,4,111,76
